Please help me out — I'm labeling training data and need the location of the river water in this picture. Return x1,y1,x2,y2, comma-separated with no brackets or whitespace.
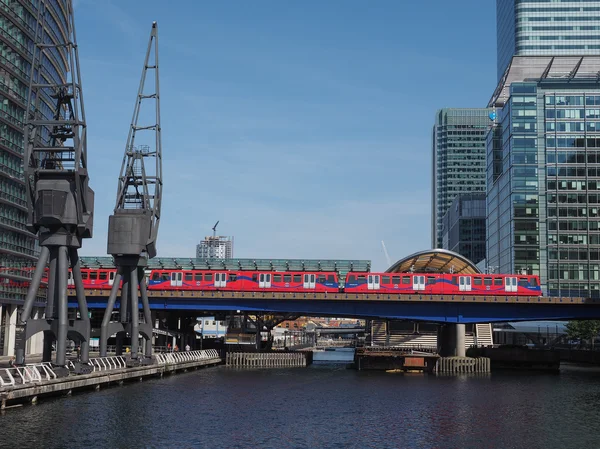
2,364,600,449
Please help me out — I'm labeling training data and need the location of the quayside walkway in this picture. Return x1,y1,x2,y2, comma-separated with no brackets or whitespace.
0,350,221,409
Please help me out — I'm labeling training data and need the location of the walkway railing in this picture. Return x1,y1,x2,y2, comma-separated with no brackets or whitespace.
155,349,219,365
0,363,57,387
88,356,127,372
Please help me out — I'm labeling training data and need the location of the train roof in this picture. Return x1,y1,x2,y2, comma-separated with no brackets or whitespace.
77,257,371,275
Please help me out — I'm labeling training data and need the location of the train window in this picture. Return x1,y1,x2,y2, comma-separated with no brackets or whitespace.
230,274,237,281
484,277,492,286
161,273,170,281
152,272,159,281
382,276,390,284
274,274,282,282
252,274,258,282
518,278,528,287
357,275,366,282
185,273,193,281
530,277,538,287
327,275,335,283
452,276,458,285
293,274,301,283
427,276,436,285
392,276,400,284
473,278,482,286
81,272,88,280
494,278,503,286
205,273,213,281
194,273,203,281
99,272,107,281
318,275,326,283
284,275,292,283
347,275,356,283
402,276,410,284
90,272,98,280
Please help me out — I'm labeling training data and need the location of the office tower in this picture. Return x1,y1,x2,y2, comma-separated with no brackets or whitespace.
432,109,491,249
497,0,600,80
488,55,600,297
441,193,487,265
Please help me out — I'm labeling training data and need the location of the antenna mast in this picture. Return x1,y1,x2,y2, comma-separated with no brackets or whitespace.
101,22,162,362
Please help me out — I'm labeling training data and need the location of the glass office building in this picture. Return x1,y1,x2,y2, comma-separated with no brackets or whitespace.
488,55,600,297
0,1,69,292
497,0,600,81
441,193,487,266
432,109,491,249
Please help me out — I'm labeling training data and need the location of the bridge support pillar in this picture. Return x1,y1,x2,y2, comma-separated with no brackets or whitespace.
437,323,465,357
385,320,390,346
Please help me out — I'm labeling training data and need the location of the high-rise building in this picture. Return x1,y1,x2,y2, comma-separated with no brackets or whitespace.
432,108,491,249
487,55,600,297
497,0,600,81
441,193,486,266
0,0,69,354
196,236,234,259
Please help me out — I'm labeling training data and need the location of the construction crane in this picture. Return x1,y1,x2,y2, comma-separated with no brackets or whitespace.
16,0,94,370
210,221,219,258
381,241,392,268
100,22,163,362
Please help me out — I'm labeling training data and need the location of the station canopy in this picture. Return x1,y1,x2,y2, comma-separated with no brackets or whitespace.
385,249,481,275
78,257,371,277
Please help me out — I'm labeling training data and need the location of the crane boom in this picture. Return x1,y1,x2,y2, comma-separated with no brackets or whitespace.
101,22,163,362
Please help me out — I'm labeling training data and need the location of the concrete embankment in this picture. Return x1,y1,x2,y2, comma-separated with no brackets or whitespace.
1,350,222,410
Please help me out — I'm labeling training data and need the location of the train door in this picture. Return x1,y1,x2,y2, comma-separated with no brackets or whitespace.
303,274,315,289
459,276,471,292
215,273,228,288
67,271,74,286
259,273,272,288
367,274,380,290
412,275,425,291
505,277,517,293
170,272,182,287
108,271,115,286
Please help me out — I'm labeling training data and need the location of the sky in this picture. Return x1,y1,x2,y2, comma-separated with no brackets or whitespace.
73,0,497,271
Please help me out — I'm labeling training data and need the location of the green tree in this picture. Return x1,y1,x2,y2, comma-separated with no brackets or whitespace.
566,320,600,349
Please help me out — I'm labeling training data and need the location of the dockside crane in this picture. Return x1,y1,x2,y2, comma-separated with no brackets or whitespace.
100,22,163,363
16,0,94,370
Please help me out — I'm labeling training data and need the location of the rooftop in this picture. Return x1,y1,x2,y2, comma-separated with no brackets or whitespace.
490,55,600,108
385,249,481,275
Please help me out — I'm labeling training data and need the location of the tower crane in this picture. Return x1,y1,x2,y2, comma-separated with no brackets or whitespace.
16,0,94,369
100,22,163,362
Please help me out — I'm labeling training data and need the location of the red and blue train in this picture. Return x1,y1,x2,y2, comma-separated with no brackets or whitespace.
57,268,542,296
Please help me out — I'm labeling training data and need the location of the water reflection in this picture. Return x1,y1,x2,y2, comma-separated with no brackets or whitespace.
2,365,600,448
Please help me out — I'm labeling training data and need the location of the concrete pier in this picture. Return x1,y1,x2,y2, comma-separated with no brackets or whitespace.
437,323,466,357
0,349,221,410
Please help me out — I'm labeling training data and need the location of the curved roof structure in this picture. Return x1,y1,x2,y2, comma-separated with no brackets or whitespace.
385,249,481,275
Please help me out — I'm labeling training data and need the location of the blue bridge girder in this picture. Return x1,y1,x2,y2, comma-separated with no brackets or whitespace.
69,290,600,324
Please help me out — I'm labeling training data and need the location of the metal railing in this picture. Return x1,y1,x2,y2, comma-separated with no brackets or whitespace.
87,356,127,372
0,363,57,388
155,349,219,365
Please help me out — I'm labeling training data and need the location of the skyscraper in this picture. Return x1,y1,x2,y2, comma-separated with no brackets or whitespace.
196,236,234,259
0,0,69,354
432,108,491,249
441,193,487,265
497,0,600,80
487,55,600,297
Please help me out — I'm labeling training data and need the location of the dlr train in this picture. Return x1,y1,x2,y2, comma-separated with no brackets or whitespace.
57,268,542,296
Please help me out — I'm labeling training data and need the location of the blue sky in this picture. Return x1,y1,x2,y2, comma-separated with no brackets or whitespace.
74,0,496,271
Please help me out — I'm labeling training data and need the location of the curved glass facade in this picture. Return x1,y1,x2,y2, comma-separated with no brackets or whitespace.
497,0,600,80
0,0,68,299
